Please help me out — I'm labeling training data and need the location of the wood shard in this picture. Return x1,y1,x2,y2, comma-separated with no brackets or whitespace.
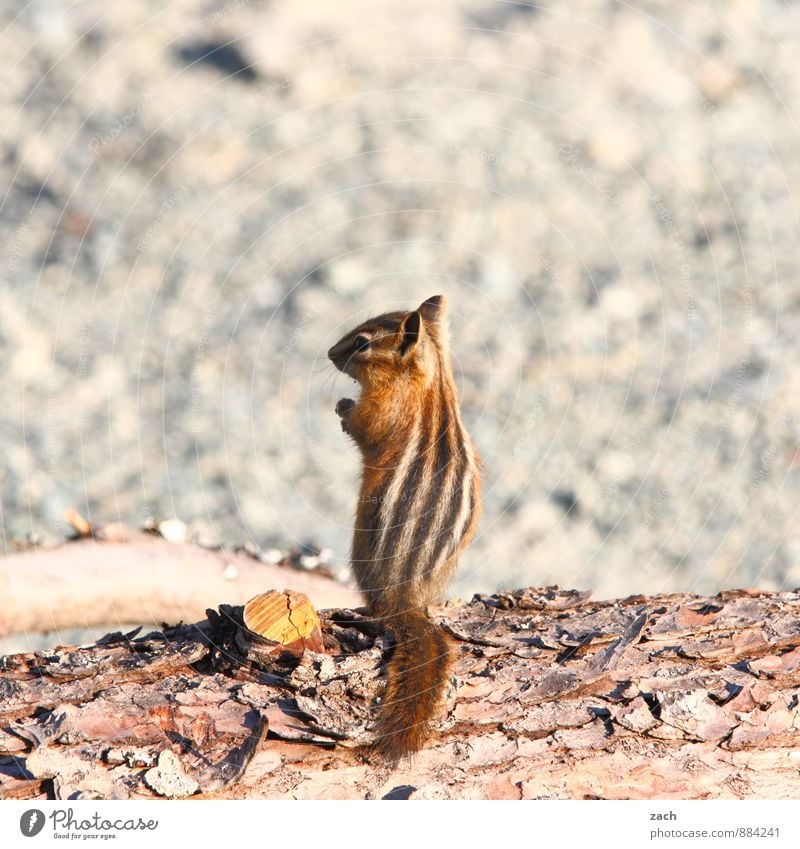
63,507,91,537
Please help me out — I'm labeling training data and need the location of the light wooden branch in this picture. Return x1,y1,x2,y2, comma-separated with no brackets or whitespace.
0,525,358,638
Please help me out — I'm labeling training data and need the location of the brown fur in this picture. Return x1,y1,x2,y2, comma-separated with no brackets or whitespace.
373,608,454,761
328,295,481,761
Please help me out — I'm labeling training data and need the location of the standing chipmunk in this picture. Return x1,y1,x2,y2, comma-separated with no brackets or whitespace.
328,294,481,761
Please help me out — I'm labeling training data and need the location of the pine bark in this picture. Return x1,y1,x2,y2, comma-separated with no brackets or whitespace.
1,586,799,800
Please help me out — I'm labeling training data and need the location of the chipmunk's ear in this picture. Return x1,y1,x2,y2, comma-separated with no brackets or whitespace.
399,310,423,356
418,294,447,324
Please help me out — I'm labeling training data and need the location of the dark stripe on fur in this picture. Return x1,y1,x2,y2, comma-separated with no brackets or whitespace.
377,402,429,576
404,390,454,586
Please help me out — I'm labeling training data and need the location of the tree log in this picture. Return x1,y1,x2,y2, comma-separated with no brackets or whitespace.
0,525,358,638
1,586,799,800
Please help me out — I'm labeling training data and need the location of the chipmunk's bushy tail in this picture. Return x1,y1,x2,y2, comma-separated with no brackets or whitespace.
374,608,452,763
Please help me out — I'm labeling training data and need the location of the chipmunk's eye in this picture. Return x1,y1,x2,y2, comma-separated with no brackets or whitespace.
354,335,370,352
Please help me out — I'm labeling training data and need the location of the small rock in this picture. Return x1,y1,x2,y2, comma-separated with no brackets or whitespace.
260,548,284,565
11,326,51,380
299,554,320,569
696,56,740,105
588,123,642,170
601,283,641,322
158,518,187,544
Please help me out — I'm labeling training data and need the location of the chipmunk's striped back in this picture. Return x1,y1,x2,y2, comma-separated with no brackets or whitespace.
365,339,479,609
329,295,481,760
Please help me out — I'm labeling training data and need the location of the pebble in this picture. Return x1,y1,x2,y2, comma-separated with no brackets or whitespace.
158,519,188,544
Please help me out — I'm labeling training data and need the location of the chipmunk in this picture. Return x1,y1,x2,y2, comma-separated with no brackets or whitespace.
328,294,481,761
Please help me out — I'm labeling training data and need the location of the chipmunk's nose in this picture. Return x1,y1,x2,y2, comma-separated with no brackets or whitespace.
327,339,347,362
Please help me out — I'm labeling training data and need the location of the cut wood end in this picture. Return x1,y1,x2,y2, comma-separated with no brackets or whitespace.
244,589,324,652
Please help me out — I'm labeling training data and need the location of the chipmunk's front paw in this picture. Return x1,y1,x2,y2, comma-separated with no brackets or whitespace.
336,397,356,417
335,398,356,433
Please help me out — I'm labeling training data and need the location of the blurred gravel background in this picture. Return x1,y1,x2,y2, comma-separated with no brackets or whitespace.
2,0,800,603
